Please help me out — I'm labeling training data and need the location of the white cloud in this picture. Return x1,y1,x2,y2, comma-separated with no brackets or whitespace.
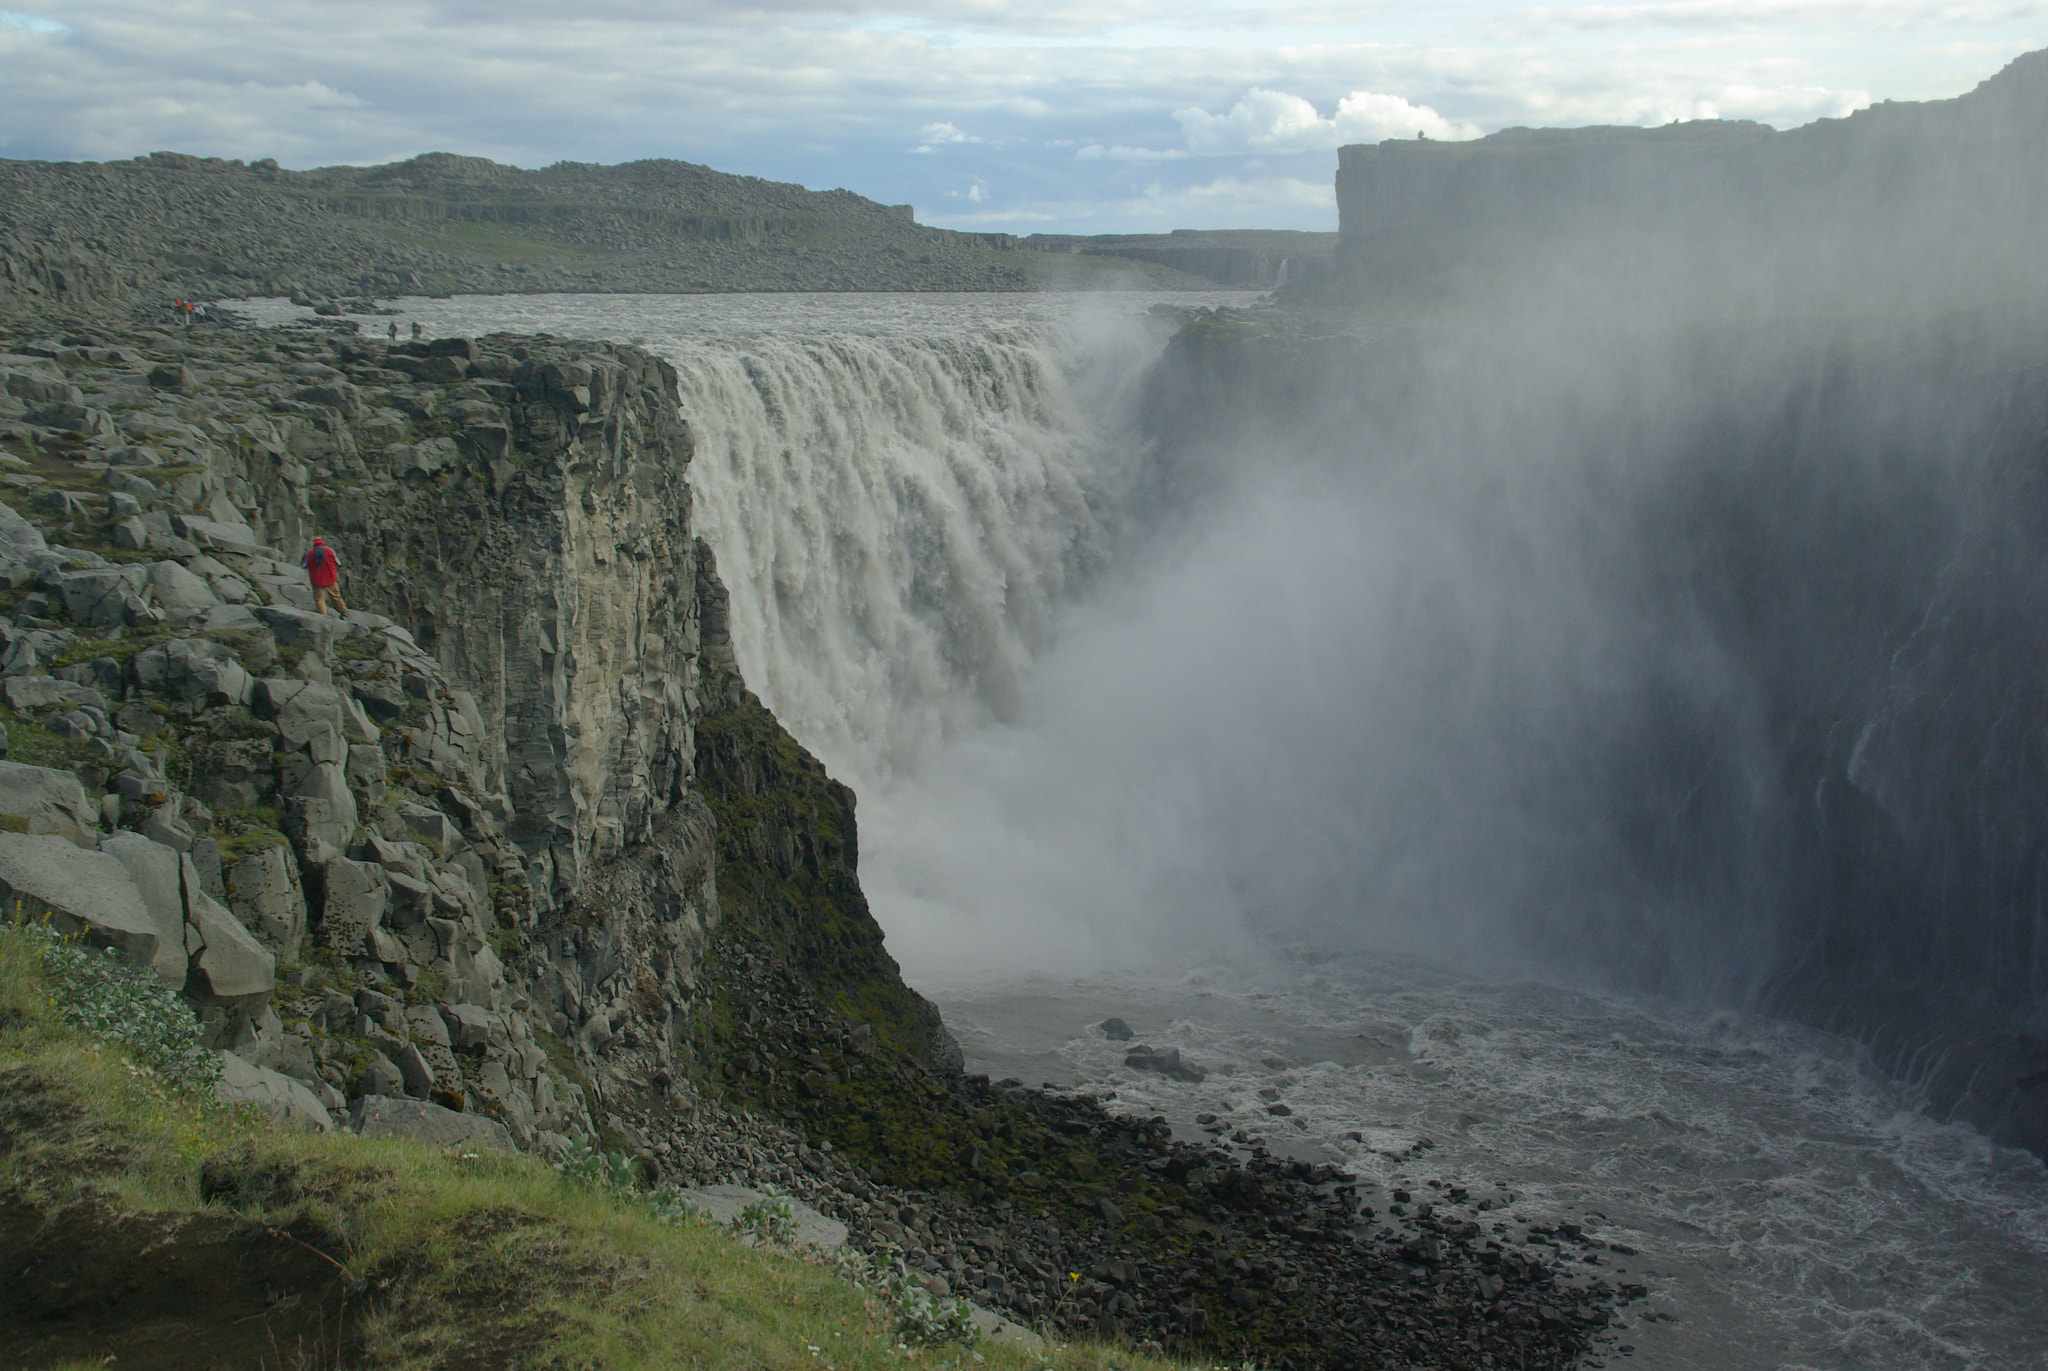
242,80,368,110
1176,88,1482,155
913,120,982,153
1075,143,1188,161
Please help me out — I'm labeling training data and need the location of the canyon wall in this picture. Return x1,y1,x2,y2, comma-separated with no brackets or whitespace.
1326,48,2048,312
0,314,955,1157
1137,305,2048,1157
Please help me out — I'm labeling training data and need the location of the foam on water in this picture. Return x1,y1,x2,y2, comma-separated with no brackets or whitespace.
935,961,2048,1370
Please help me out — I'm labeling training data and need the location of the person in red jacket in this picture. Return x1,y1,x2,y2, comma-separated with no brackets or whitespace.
303,537,347,616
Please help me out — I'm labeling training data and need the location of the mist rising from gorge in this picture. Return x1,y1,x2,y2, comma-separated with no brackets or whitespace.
827,56,2048,1069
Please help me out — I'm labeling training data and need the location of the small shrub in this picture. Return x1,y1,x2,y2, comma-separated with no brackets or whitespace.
554,1139,639,1194
18,920,221,1093
734,1193,799,1247
829,1246,981,1350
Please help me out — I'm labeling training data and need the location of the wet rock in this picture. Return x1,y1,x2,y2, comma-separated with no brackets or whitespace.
1124,1044,1205,1082
1099,1017,1134,1041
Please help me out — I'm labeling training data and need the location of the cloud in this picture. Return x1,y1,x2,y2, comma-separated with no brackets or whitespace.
1176,88,1482,155
1075,143,1188,161
0,9,68,33
242,80,368,110
913,120,982,153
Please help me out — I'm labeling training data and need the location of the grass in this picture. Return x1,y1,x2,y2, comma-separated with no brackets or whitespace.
0,706,103,771
0,924,1203,1371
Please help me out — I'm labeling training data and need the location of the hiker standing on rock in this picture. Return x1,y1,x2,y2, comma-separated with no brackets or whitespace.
303,536,346,615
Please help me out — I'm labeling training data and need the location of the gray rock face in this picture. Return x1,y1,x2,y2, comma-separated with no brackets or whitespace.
144,559,218,624
184,852,275,1002
217,1052,333,1131
348,1094,514,1153
0,831,182,984
0,759,101,848
56,566,149,628
0,500,48,554
222,842,306,955
257,604,347,654
96,831,190,991
315,856,387,954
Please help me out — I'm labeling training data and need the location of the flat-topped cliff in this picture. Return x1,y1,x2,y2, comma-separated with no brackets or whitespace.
0,151,1234,313
1326,48,2048,310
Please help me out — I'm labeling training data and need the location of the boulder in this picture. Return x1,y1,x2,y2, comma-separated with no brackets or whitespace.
144,560,218,624
1124,1045,1205,1082
0,500,48,554
169,515,258,553
96,831,190,991
315,856,387,954
269,681,378,749
55,566,148,628
0,360,77,407
216,1053,332,1131
223,842,306,955
441,1001,496,1052
0,759,101,847
2,676,108,715
184,853,275,1001
0,831,181,984
347,1094,513,1153
197,602,264,633
256,604,348,656
287,796,354,861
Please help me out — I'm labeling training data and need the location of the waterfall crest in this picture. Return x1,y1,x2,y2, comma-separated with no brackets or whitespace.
680,314,1161,785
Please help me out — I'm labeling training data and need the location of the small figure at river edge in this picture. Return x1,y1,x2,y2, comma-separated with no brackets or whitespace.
303,537,346,615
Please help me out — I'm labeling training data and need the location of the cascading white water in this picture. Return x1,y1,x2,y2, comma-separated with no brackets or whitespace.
677,323,1122,782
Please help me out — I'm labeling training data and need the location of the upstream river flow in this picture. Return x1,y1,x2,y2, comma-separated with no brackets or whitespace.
238,293,2048,1370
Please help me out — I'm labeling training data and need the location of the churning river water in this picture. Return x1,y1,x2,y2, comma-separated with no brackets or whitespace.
236,292,2048,1369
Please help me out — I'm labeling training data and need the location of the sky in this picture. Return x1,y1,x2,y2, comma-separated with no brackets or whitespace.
1,2,2043,234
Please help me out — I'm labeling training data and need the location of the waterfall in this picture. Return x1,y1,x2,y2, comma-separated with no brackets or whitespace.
678,306,1168,788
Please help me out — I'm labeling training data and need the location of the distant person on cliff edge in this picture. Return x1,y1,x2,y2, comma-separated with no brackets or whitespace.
303,537,346,616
